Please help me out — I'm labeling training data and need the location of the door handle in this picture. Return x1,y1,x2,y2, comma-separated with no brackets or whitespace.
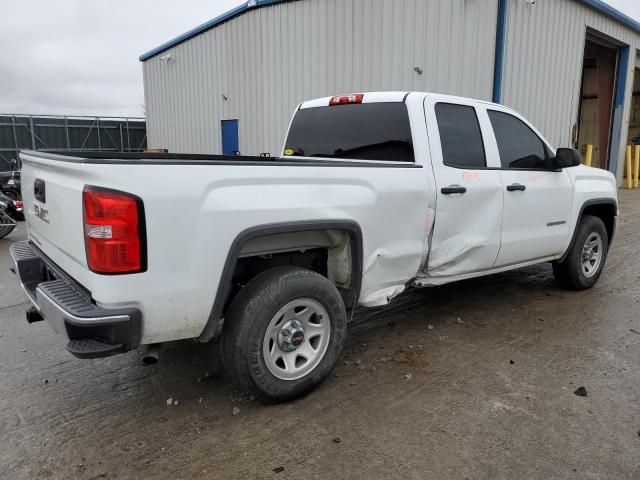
506,183,526,192
441,185,467,195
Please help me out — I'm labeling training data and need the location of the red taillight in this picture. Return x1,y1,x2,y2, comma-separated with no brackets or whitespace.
329,93,364,106
82,186,145,274
14,200,23,209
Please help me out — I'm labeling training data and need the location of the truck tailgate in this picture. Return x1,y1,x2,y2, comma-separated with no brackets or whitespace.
20,152,90,283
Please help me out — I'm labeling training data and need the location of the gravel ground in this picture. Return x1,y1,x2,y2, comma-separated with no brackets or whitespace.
1,191,639,480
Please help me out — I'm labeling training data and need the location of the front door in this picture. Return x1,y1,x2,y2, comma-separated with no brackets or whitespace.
485,109,574,267
424,98,503,276
221,119,239,155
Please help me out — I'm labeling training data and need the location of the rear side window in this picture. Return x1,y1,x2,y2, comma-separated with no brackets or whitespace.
284,103,414,162
488,110,548,169
435,103,486,168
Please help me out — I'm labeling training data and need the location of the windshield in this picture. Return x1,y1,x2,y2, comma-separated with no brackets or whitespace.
284,103,414,162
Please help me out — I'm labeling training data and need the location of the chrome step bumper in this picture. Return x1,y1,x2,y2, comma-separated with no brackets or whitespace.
9,240,141,358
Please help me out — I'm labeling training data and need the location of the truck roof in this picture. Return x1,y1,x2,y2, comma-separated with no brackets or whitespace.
299,91,504,110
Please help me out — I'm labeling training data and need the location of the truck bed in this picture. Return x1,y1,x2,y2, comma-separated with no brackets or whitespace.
18,149,427,344
26,151,421,168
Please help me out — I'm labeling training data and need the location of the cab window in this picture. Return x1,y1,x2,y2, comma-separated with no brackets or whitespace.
284,103,414,162
435,103,486,169
488,110,548,170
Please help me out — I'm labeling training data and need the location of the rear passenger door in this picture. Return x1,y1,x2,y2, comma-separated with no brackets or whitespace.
424,98,503,276
485,109,573,267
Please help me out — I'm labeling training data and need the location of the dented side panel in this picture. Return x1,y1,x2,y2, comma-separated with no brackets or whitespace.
426,171,504,275
423,95,504,277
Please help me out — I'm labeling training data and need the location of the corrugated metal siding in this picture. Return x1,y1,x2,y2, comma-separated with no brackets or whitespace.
502,0,640,182
143,0,498,156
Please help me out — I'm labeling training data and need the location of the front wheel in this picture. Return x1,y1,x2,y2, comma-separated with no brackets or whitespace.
0,225,15,239
553,215,609,290
0,213,16,239
220,266,347,403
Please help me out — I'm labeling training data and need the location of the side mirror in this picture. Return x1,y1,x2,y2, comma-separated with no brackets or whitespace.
553,148,581,170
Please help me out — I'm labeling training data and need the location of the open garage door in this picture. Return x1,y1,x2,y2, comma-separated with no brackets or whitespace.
575,32,629,174
576,34,619,170
627,54,640,149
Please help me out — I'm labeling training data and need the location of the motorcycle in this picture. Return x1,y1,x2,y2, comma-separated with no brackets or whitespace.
0,193,23,239
0,159,22,201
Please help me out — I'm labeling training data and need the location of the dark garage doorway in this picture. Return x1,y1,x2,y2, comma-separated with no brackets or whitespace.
576,32,629,172
627,55,640,151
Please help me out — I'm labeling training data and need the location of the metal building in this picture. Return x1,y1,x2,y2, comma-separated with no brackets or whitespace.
140,0,640,183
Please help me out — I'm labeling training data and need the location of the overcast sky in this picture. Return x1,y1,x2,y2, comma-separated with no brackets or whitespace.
1,0,639,118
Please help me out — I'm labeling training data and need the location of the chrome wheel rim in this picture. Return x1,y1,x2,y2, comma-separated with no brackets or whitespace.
581,232,603,278
262,298,331,381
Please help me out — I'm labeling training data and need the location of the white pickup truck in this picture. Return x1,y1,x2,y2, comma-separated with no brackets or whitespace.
11,91,617,402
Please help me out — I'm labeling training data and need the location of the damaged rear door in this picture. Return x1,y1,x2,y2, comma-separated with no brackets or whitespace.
424,97,503,276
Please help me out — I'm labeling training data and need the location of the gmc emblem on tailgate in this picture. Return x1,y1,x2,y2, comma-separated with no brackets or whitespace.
34,204,49,223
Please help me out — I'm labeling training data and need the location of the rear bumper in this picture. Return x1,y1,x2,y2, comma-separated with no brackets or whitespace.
10,240,142,359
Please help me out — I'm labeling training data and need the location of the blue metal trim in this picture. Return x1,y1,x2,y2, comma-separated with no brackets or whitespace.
492,0,508,103
607,45,630,175
581,0,640,35
139,0,296,61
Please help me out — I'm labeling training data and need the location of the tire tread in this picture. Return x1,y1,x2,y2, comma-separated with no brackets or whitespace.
553,215,608,290
220,266,347,403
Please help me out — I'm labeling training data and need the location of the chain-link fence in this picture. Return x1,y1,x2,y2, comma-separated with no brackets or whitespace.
0,114,146,170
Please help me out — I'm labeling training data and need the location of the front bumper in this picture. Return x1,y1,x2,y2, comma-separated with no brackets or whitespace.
10,240,141,359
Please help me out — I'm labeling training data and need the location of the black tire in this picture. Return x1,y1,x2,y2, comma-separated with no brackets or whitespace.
0,224,15,239
220,266,347,403
552,215,608,290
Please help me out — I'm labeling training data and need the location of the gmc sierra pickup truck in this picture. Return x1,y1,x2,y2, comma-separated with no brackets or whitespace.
10,91,617,402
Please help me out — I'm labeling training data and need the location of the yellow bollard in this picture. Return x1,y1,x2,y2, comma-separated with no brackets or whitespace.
634,145,640,189
585,144,593,167
626,146,633,189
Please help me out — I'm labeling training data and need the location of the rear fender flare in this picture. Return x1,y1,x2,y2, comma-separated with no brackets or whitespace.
198,220,363,342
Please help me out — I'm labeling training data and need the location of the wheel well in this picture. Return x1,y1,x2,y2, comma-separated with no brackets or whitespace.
198,223,363,342
557,199,616,265
582,202,616,242
230,229,355,309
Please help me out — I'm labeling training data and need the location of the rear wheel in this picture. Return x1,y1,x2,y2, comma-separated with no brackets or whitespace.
221,266,347,403
553,215,608,290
